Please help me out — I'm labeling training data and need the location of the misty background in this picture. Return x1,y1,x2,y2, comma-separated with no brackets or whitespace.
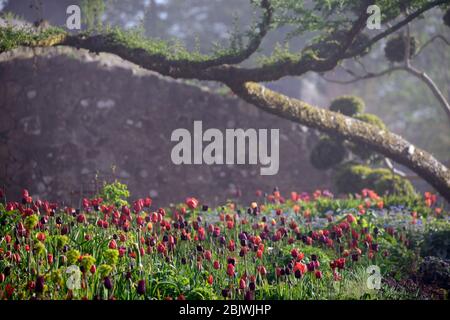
0,0,449,206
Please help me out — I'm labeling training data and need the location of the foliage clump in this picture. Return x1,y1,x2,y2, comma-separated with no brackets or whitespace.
333,164,415,196
420,222,450,260
443,8,450,27
384,35,416,63
309,137,346,170
99,180,130,207
329,95,365,116
418,256,450,290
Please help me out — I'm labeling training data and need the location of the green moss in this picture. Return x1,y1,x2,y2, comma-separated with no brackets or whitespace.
257,42,302,67
106,27,238,63
329,95,365,116
353,113,386,130
310,136,346,170
0,26,66,53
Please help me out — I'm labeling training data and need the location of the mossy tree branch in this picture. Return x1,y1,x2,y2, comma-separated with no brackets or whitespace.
229,82,450,201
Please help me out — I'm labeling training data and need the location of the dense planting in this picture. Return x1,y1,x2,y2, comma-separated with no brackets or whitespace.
0,183,448,300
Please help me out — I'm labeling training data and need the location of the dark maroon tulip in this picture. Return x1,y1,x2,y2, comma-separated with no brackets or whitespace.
104,277,112,290
249,282,256,291
137,280,146,296
35,275,45,293
221,289,230,298
244,290,255,300
284,267,290,275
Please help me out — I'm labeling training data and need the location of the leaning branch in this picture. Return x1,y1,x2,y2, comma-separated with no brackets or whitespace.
229,82,450,201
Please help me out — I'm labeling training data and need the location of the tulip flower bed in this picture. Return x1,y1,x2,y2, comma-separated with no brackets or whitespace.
0,184,448,300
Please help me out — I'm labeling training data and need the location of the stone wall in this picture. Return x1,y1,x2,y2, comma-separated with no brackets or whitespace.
0,47,331,207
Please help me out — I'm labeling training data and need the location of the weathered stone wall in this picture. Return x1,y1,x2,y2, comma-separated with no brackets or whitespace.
0,47,331,206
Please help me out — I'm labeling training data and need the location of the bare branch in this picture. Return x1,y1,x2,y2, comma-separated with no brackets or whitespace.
415,34,450,56
404,65,450,121
344,0,448,58
321,66,403,84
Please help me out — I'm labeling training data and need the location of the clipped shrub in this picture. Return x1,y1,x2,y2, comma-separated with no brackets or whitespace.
333,164,415,196
368,169,415,196
309,31,371,59
333,163,370,194
421,224,450,260
329,95,365,116
418,256,450,289
309,136,346,170
349,113,386,159
353,113,386,130
384,35,416,62
444,8,450,27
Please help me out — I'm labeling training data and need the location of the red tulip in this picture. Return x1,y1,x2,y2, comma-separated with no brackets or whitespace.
136,216,145,227
227,263,235,277
22,189,29,198
256,249,263,259
204,250,212,261
5,284,14,298
258,265,267,276
109,240,117,249
293,262,306,275
47,254,53,265
346,214,356,224
77,214,86,223
144,197,152,207
228,239,235,252
185,197,199,210
315,270,323,279
36,232,46,242
157,243,166,254
213,261,220,270
239,278,246,289
90,264,96,274
207,274,213,285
